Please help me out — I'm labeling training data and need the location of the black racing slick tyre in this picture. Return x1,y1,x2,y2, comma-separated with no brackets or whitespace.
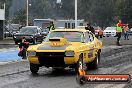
86,53,100,69
30,63,39,74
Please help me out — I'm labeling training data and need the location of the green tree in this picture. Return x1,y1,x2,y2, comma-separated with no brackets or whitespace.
78,0,116,27
12,9,26,26
2,0,132,27
29,0,53,20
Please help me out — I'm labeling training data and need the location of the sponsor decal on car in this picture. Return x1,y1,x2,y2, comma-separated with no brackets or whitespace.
88,47,94,58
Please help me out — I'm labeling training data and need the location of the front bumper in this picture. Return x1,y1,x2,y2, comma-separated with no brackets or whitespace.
28,52,76,67
103,33,116,37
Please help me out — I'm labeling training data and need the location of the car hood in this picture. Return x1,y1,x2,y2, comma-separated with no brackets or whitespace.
103,30,116,32
28,42,87,52
14,33,34,36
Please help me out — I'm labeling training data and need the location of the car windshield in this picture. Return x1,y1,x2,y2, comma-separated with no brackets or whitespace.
42,28,49,33
19,27,37,34
44,31,84,42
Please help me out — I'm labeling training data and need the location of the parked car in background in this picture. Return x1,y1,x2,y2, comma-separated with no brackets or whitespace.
4,30,12,38
4,24,22,38
103,27,116,37
13,26,43,44
41,28,49,39
128,28,132,36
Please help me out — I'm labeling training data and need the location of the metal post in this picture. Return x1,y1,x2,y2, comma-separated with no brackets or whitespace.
3,3,5,21
75,0,77,28
0,3,5,40
26,0,29,26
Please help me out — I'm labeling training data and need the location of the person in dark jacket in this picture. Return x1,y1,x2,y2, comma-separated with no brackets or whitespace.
85,23,95,34
47,22,55,31
18,37,29,59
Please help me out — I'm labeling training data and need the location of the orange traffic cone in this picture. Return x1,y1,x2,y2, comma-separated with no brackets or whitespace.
78,67,86,76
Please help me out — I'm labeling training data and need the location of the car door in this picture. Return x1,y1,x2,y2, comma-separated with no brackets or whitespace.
85,32,95,62
88,32,98,59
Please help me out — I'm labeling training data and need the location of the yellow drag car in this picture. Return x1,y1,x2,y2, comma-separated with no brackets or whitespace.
27,29,102,74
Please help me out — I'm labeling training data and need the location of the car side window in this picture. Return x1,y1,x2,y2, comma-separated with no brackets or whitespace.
89,33,94,42
85,32,94,42
85,32,90,42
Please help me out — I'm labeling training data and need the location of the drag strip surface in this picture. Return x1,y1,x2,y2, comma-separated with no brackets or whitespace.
0,46,132,88
0,47,21,62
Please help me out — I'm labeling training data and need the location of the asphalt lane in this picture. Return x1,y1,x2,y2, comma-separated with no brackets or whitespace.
102,36,132,45
0,48,21,62
0,36,132,88
1,36,132,62
0,45,132,88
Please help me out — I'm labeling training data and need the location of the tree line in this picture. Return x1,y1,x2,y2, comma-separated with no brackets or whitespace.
1,0,132,27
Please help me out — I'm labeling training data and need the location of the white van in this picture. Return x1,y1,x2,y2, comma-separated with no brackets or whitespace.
56,19,84,29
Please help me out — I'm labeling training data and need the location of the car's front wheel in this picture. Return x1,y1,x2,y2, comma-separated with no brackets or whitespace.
30,63,39,74
86,53,100,69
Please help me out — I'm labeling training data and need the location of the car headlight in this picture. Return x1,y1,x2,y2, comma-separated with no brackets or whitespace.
65,51,74,57
27,51,36,56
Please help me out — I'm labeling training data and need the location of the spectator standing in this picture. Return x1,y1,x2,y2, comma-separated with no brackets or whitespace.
85,23,95,34
124,26,129,40
116,20,127,46
48,22,55,31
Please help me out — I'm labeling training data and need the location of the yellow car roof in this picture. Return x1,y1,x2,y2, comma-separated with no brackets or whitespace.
51,29,89,32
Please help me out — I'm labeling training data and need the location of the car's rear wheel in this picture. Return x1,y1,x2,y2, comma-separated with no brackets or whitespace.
86,53,100,69
30,63,39,74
